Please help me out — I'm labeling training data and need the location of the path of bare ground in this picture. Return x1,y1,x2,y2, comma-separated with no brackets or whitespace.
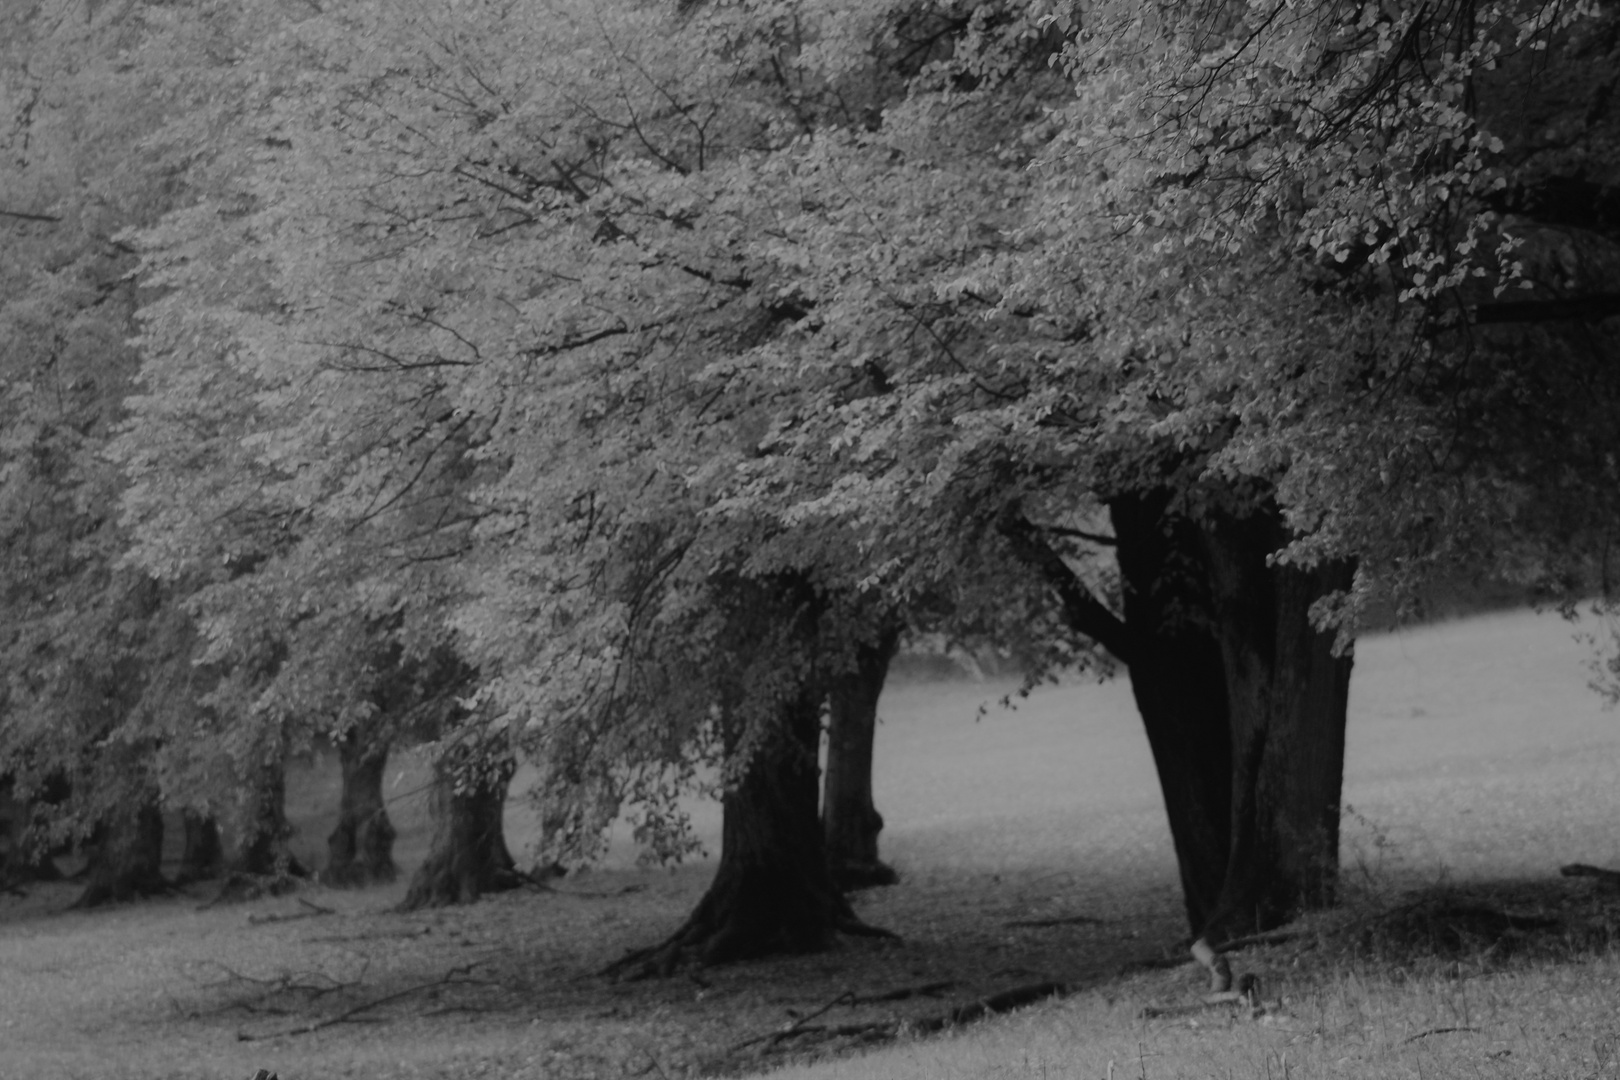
0,858,1187,1080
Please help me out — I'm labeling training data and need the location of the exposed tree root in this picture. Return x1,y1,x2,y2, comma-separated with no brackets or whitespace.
605,911,899,981
246,898,337,925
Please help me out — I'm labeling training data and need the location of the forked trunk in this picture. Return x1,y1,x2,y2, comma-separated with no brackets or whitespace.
1107,491,1352,947
823,625,901,891
610,689,892,977
73,800,167,908
325,735,397,887
232,759,309,878
399,755,520,910
175,810,224,884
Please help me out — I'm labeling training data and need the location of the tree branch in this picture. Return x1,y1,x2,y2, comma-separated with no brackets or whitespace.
996,501,1135,664
0,208,62,224
1029,522,1118,547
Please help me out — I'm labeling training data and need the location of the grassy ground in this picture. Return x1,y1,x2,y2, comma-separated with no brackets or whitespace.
2,608,1618,1080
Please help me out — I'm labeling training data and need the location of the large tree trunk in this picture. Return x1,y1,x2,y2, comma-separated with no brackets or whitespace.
823,625,901,891
399,754,521,910
611,688,892,977
175,810,224,884
1006,489,1351,973
231,760,309,878
325,735,397,887
1109,492,1234,933
72,800,168,908
1197,503,1353,939
1110,493,1352,948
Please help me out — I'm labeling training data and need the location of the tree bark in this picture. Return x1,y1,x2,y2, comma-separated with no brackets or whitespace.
324,735,397,887
72,800,168,908
1109,492,1234,933
231,759,309,878
399,753,521,910
823,625,901,891
1196,503,1353,940
610,687,892,977
175,810,224,884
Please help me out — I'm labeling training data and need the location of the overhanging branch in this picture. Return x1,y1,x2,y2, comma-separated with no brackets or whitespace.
996,501,1134,664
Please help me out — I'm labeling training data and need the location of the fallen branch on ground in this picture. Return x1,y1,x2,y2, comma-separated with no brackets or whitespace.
234,963,489,1041
248,898,337,925
1403,1026,1479,1044
1561,863,1620,885
1006,914,1103,929
850,980,955,1004
724,980,1072,1061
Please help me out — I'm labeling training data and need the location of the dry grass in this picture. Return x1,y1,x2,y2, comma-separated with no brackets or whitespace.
3,608,1619,1080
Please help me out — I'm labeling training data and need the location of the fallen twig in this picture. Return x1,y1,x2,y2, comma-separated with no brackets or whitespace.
533,881,649,898
1561,863,1620,885
851,980,955,1004
234,963,488,1041
248,898,337,925
1006,914,1103,929
1403,1026,1479,1044
727,991,858,1054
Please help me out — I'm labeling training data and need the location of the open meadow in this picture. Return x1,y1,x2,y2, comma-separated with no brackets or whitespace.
3,607,1619,1080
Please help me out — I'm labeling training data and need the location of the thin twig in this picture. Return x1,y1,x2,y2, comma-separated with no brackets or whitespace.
1403,1026,1479,1044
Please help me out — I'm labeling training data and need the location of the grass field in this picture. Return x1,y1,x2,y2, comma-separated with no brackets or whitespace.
2,608,1618,1080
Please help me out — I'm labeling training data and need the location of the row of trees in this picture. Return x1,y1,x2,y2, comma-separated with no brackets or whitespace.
2,0,1617,974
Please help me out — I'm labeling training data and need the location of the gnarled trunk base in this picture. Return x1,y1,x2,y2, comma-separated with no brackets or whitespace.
610,692,895,979
400,757,522,911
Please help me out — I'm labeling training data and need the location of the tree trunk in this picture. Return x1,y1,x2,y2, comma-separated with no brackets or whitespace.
399,754,521,911
1109,492,1234,934
232,760,309,878
611,689,893,977
175,810,224,884
1196,503,1353,940
1,781,62,887
325,736,397,887
72,800,167,908
823,625,901,891
1110,493,1352,947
